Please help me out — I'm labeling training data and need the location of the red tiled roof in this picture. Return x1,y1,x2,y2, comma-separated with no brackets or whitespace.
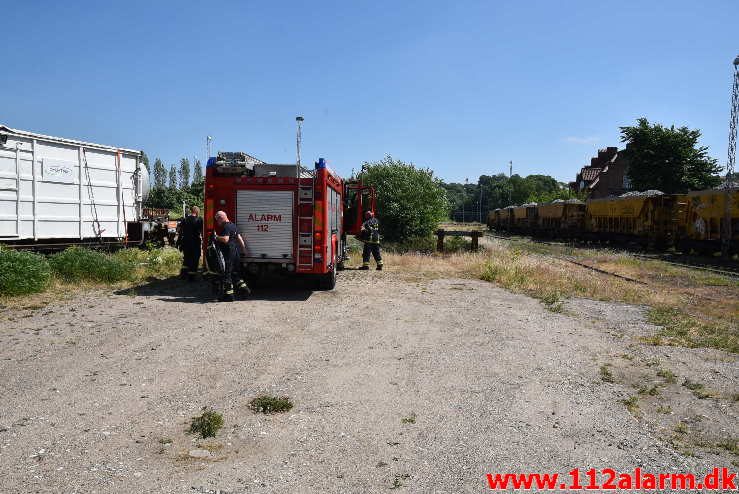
580,167,602,181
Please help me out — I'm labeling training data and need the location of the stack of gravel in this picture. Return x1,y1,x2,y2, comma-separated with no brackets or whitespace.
619,190,664,197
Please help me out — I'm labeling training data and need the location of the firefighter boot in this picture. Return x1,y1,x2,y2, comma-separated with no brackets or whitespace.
236,279,251,299
376,263,383,271
219,283,235,302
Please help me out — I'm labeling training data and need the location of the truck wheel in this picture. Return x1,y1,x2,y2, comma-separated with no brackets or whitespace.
318,264,337,290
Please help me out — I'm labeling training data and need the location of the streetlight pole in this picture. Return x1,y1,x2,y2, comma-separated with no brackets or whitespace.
296,116,304,179
722,56,738,259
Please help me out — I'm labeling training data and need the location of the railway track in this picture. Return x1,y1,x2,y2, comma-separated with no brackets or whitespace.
485,232,739,279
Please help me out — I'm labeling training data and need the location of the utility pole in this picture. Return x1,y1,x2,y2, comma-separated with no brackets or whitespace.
722,56,739,259
508,161,513,206
463,178,468,223
206,136,213,159
479,179,483,223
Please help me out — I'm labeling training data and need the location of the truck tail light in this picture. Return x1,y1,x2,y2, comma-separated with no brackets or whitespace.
314,231,322,251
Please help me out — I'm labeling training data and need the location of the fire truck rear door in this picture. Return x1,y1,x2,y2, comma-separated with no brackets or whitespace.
236,190,294,260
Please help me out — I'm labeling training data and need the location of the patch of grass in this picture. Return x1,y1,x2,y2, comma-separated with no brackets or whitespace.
0,248,51,295
188,407,223,439
541,290,565,313
657,405,672,414
718,439,739,455
249,395,293,414
390,473,410,490
637,385,661,396
647,306,738,354
656,368,677,384
622,396,640,415
674,421,689,434
599,365,615,383
113,246,182,280
49,247,131,283
401,413,416,424
158,437,173,444
384,236,436,254
682,378,704,391
682,378,713,399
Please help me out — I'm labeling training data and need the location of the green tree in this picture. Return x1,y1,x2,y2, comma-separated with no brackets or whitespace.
192,159,203,184
168,164,178,190
620,117,721,193
179,158,191,188
153,158,167,189
360,155,448,241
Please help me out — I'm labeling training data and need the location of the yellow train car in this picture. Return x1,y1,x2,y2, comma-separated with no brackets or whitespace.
537,200,586,236
586,194,677,248
676,189,739,254
487,209,501,230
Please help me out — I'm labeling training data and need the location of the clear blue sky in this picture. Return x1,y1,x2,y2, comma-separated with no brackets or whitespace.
1,1,736,183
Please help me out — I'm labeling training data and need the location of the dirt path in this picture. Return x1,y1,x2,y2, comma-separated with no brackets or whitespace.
0,271,735,493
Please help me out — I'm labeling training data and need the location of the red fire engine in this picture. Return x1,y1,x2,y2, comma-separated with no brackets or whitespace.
203,152,374,289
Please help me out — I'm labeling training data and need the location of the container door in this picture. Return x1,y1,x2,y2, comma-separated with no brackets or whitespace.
236,190,294,260
0,144,20,238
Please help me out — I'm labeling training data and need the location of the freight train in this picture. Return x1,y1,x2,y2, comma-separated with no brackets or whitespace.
488,189,739,255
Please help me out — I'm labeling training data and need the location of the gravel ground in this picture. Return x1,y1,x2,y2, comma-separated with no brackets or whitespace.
0,270,736,493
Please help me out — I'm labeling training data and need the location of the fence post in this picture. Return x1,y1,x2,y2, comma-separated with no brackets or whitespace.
436,229,445,252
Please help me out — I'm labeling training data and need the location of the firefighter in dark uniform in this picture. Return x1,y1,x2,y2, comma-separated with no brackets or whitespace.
359,210,383,270
214,210,250,301
179,206,203,281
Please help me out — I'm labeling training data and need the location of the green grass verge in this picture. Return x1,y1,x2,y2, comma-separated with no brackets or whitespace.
647,307,738,354
0,247,51,295
49,247,132,283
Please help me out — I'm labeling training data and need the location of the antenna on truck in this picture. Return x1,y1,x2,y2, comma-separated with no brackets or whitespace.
296,116,304,179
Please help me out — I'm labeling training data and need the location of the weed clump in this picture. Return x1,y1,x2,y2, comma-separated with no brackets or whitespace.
622,396,640,415
656,368,677,384
188,407,224,439
599,365,615,383
0,248,51,295
249,395,293,414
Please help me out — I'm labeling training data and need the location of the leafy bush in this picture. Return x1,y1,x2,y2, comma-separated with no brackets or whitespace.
49,247,131,283
0,247,51,295
360,156,449,242
189,407,223,438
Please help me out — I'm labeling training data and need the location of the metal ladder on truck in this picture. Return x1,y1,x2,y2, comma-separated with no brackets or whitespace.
296,166,315,272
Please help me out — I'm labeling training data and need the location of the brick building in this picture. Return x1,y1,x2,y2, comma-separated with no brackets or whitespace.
569,146,631,198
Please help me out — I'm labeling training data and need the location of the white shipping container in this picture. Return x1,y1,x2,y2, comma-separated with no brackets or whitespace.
0,125,146,243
